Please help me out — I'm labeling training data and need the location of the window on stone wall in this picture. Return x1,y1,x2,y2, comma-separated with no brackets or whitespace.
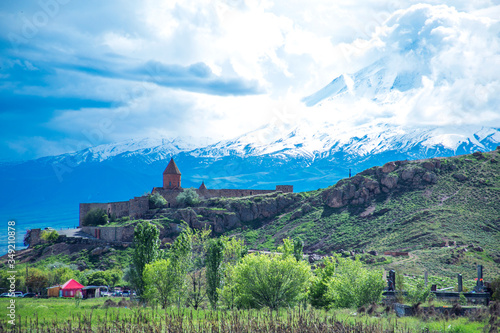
169,181,172,186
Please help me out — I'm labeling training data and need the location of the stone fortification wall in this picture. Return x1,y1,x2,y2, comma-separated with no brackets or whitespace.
30,228,42,247
129,196,149,219
81,225,135,243
79,196,149,226
199,188,276,199
152,185,293,208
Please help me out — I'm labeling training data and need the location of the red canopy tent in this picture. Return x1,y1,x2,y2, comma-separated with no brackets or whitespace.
61,279,84,298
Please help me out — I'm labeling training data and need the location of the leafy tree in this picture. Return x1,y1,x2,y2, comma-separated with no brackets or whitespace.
166,225,193,308
395,269,405,303
143,259,178,308
185,227,211,309
131,221,160,299
40,230,59,242
47,265,77,286
176,188,200,206
309,257,336,308
149,192,168,209
86,271,110,286
107,269,123,287
83,208,108,226
229,252,312,310
405,279,431,305
206,238,225,309
218,237,246,309
293,238,304,262
325,256,385,308
25,268,49,294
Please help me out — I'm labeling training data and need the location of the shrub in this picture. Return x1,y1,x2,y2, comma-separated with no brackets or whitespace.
149,192,168,209
406,280,431,305
40,229,59,242
310,258,336,308
229,252,312,309
83,208,108,226
325,256,385,308
176,188,200,206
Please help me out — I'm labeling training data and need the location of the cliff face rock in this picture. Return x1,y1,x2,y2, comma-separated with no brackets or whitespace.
323,159,441,209
158,192,303,234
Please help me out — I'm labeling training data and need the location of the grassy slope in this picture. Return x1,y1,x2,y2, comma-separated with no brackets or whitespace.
235,149,500,280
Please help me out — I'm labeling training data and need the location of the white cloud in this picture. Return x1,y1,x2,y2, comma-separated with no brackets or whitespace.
1,0,499,161
309,3,500,127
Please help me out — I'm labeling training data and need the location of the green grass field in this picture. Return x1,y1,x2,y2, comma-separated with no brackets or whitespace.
0,297,494,332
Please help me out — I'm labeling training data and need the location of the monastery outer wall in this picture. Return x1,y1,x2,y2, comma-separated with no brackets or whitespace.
79,196,149,226
80,186,294,226
81,225,135,242
152,185,293,207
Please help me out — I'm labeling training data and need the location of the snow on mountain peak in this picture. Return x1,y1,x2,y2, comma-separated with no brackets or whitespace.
302,4,500,129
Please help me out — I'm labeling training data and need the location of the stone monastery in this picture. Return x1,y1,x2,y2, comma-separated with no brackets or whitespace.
79,158,293,226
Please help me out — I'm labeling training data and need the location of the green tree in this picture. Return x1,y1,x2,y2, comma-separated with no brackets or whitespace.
83,208,108,226
143,259,178,308
185,227,211,309
309,257,336,308
149,192,168,209
206,238,225,309
167,225,192,307
86,271,110,286
405,279,431,305
218,237,246,309
131,221,160,300
176,188,200,206
326,256,385,308
40,230,59,242
25,268,49,294
293,238,304,262
230,252,312,310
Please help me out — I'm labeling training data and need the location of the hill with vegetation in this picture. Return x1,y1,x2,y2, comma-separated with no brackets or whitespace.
227,148,500,280
3,148,500,283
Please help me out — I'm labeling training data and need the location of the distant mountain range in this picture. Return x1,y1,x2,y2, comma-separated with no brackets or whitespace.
1,122,499,241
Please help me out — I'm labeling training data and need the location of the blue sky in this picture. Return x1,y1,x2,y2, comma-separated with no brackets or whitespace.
1,0,499,162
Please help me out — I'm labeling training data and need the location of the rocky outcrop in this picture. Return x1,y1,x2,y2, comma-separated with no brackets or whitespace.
157,192,304,234
323,159,441,209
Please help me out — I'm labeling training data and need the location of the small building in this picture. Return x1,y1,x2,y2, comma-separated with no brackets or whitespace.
82,285,108,299
61,279,84,298
47,285,61,297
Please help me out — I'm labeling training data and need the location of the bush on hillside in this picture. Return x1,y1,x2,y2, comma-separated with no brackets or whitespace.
176,188,200,207
149,192,168,209
83,208,108,226
40,229,59,242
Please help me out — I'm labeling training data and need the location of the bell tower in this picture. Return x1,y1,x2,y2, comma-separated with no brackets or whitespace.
163,158,181,189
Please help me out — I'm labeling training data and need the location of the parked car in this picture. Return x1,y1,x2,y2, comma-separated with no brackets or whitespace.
22,293,37,298
0,293,10,298
113,291,122,297
122,291,130,297
13,292,23,297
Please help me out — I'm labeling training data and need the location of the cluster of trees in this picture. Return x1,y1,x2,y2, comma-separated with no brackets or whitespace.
0,262,125,295
129,221,386,310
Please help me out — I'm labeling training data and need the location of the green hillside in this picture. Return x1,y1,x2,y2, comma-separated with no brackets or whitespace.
232,148,500,280
4,149,499,284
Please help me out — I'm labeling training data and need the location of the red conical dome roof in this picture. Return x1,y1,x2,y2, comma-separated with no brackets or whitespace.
163,158,181,175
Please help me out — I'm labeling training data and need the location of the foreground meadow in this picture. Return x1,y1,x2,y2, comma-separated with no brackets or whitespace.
0,298,494,333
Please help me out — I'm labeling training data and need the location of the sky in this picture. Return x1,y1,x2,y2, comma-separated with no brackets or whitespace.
1,0,499,162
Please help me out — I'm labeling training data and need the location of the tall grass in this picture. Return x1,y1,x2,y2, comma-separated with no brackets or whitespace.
1,297,496,333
